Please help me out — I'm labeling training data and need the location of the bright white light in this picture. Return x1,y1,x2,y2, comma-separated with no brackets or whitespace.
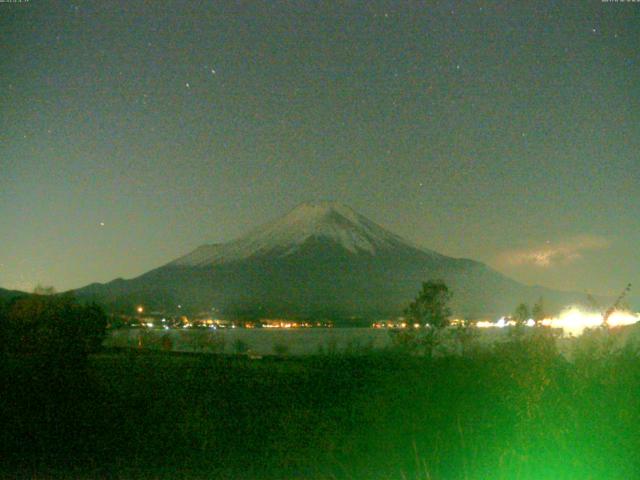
474,308,639,337
543,307,639,336
607,310,640,328
476,320,494,328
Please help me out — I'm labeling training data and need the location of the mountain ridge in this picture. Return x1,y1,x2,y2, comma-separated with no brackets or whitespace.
0,287,28,301
73,202,600,319
169,201,438,267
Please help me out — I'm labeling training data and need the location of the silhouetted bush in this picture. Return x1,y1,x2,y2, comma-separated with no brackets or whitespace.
232,338,249,354
272,342,289,356
0,293,107,363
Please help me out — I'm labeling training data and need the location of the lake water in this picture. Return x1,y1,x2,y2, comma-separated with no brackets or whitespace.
106,327,394,356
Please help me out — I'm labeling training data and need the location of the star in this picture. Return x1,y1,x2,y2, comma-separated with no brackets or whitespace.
185,82,190,88
99,222,105,227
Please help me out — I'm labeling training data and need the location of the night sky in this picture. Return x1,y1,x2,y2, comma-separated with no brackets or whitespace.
1,1,639,306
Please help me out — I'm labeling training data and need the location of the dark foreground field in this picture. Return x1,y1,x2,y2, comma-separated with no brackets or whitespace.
2,332,640,480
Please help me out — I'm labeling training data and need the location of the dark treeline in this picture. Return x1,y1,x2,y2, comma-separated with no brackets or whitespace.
0,293,106,361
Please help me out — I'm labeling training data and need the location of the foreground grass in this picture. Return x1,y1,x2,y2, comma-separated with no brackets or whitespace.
2,332,640,479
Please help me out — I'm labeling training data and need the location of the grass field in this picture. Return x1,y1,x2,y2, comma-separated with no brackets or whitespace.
2,329,640,479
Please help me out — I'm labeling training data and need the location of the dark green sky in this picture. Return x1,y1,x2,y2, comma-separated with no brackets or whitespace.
1,1,638,306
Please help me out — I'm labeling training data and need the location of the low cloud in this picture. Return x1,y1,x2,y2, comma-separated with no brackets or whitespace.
497,235,610,268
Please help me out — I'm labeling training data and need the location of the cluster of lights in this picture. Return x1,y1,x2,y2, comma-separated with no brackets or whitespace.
372,308,639,337
262,320,316,328
475,307,640,337
134,304,638,338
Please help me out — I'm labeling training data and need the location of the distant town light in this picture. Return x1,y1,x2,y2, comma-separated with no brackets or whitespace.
473,307,640,336
136,306,144,314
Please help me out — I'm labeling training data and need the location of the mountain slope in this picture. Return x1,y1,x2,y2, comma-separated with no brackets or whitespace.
74,202,594,319
169,202,438,266
0,287,27,302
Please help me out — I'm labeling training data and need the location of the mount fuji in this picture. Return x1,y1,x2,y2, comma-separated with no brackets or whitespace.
170,202,436,267
74,202,591,320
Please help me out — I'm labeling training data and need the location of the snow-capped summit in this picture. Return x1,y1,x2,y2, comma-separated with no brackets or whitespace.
170,201,424,267
74,201,593,319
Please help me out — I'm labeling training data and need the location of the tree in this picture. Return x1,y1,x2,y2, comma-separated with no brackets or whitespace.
586,283,632,328
451,314,479,356
395,280,452,357
603,283,632,327
511,302,530,340
405,280,452,330
33,284,56,296
531,298,545,326
513,303,530,326
0,293,107,364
